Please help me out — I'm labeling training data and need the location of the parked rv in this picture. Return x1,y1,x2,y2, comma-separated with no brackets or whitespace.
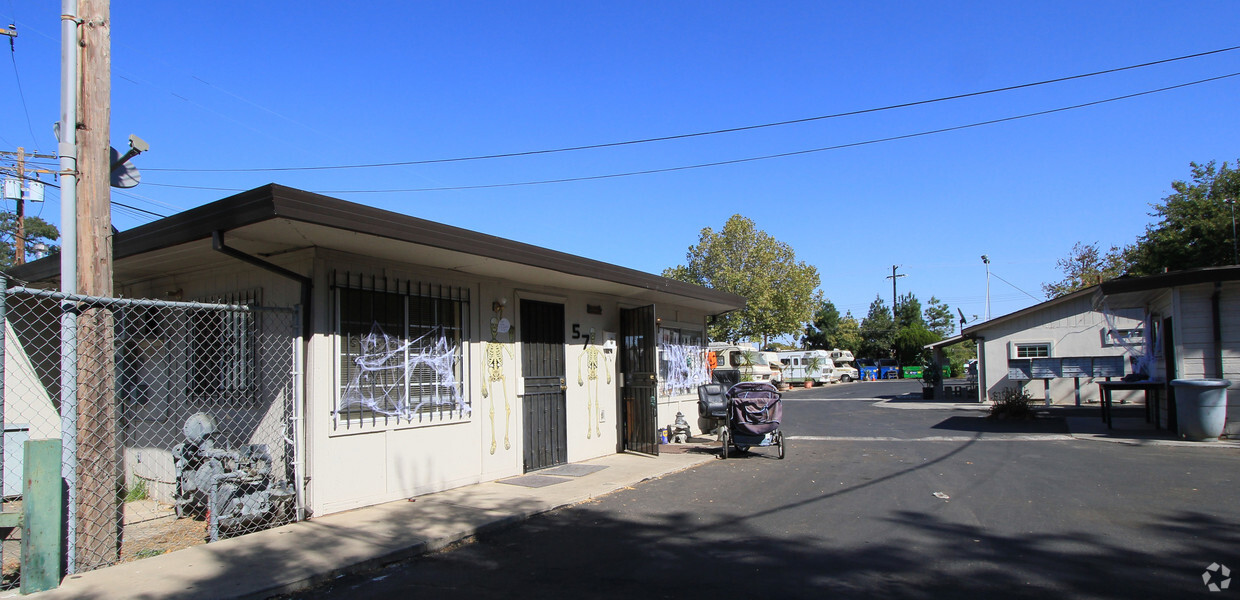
760,351,784,384
827,349,859,382
708,343,775,384
776,350,838,384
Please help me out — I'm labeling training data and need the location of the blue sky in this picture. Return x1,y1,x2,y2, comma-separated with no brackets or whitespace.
2,1,1238,332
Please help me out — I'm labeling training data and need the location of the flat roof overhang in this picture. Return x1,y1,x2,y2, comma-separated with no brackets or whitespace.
6,184,746,315
1093,265,1240,310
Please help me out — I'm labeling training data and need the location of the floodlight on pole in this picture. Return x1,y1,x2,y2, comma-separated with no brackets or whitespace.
981,255,991,321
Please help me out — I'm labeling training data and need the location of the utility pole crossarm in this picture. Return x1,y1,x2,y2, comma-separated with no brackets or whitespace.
886,265,906,321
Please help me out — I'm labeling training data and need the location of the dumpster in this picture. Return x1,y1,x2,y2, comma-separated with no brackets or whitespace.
1170,379,1231,441
901,366,923,379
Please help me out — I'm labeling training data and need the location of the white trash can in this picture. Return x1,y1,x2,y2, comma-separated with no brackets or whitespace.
1170,379,1231,441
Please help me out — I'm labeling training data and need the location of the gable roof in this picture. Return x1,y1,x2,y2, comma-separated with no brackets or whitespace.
960,285,1096,338
6,184,745,314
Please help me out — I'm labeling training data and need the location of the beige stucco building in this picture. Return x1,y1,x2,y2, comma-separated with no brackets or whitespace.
6,184,743,518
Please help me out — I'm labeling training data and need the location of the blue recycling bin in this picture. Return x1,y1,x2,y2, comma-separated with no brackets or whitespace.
1170,379,1231,441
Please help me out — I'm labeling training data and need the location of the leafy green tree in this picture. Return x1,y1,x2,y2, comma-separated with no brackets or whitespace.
924,296,955,338
0,213,60,269
1126,159,1240,275
835,312,863,352
895,292,923,330
801,299,840,349
858,296,895,358
1042,241,1128,298
893,322,938,365
664,214,820,345
944,339,978,377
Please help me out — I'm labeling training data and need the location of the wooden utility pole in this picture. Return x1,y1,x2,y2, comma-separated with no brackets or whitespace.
75,0,117,569
1,148,57,265
886,265,906,322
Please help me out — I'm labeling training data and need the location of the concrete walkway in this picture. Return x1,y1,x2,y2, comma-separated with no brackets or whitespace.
19,448,716,600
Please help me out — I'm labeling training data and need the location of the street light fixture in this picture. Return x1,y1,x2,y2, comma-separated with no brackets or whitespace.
981,255,991,321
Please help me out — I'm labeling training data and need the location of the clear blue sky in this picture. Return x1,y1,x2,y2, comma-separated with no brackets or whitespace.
2,1,1238,332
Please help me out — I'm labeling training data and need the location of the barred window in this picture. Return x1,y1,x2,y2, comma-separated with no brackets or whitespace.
188,290,259,402
333,272,470,429
657,327,707,397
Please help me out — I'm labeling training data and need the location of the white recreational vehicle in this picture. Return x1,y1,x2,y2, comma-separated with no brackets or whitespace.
827,349,859,382
707,343,775,383
776,350,838,384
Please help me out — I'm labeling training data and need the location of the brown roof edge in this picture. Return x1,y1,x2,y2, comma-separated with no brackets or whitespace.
6,184,746,311
1098,265,1240,296
961,285,1096,337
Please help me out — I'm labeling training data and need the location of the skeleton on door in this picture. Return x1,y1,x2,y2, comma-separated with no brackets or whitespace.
577,329,611,438
482,314,514,454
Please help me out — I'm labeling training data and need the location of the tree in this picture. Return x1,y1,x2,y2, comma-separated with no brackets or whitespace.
893,322,938,365
0,213,60,269
924,296,955,338
858,296,895,358
1042,241,1128,298
801,299,840,349
1126,159,1240,276
664,214,820,345
895,292,923,330
835,312,863,352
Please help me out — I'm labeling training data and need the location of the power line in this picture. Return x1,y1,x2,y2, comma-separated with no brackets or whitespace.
142,44,1240,174
142,69,1240,195
988,270,1042,302
4,23,42,151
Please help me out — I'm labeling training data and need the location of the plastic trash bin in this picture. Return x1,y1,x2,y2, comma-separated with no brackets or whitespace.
1170,379,1231,441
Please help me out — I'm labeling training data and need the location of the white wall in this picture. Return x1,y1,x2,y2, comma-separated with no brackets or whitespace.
1166,282,1239,436
975,294,1143,405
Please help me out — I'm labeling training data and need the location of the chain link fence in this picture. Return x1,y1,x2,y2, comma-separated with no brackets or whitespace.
0,282,302,587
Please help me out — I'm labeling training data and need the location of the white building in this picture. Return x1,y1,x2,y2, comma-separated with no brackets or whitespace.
956,286,1145,405
5,184,743,517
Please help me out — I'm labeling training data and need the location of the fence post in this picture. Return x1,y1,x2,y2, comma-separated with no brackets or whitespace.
21,438,63,593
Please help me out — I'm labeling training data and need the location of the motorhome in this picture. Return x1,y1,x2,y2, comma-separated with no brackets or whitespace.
759,351,784,384
776,350,838,384
708,343,775,383
827,349,859,382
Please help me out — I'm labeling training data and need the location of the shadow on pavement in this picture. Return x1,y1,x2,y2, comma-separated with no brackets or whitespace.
931,414,1072,434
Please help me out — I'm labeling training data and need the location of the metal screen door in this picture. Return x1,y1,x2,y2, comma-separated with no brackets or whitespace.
521,300,567,471
620,304,658,456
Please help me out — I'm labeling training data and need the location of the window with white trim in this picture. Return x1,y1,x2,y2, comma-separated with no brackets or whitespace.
1013,342,1051,359
333,272,470,429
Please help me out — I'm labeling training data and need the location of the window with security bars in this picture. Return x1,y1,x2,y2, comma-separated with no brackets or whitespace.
333,272,470,428
188,290,259,402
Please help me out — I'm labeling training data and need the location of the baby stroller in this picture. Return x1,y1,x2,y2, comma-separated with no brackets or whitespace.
717,381,786,459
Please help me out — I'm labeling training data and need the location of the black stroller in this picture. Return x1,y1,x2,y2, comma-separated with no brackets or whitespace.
698,381,786,459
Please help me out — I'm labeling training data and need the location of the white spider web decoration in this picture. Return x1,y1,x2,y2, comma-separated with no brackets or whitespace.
660,343,709,396
339,322,469,419
1098,299,1156,379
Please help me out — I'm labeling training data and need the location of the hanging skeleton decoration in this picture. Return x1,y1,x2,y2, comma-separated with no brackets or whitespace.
577,330,612,438
483,314,514,454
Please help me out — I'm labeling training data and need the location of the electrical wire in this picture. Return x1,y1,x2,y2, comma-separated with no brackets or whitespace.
987,271,1043,302
141,70,1240,195
142,43,1240,174
6,26,42,152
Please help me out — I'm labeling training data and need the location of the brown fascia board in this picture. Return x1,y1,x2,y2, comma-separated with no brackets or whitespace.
7,184,746,311
960,285,1097,338
1098,265,1240,296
